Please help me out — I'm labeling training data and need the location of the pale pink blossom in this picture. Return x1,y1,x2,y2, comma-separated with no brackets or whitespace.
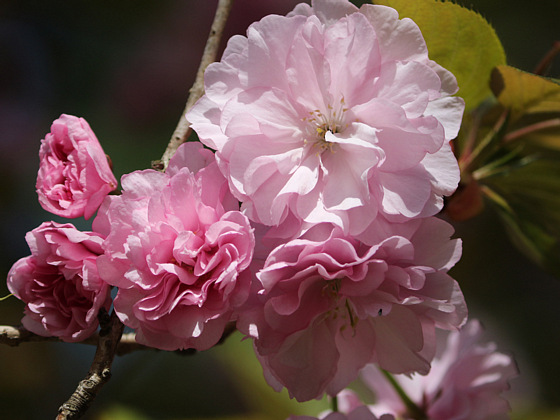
359,320,518,420
7,221,111,342
238,217,466,401
36,114,118,219
287,389,396,420
94,142,255,351
187,0,464,236
288,405,394,420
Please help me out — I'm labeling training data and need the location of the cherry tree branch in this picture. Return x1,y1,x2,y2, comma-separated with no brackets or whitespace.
0,325,148,355
56,309,124,420
0,325,61,346
155,0,234,170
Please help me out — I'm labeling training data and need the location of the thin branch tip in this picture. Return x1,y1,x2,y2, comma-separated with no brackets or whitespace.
161,0,234,169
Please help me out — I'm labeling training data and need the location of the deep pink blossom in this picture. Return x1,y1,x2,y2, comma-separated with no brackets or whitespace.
187,0,464,236
36,114,118,219
7,221,111,342
238,217,467,401
94,142,255,351
358,320,518,420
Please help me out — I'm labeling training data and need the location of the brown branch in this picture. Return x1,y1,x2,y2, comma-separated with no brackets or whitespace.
56,309,124,420
0,325,62,346
2,320,238,419
0,325,148,355
155,0,234,170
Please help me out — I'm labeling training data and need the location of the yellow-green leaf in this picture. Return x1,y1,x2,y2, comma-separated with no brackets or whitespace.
374,0,506,111
491,65,560,115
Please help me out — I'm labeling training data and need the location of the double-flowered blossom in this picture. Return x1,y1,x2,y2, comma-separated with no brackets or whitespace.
187,0,464,237
239,217,467,401
94,142,255,351
357,320,518,420
36,114,118,220
287,389,396,420
7,222,111,342
288,403,395,420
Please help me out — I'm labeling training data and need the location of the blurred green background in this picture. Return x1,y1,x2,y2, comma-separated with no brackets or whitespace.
1,0,559,418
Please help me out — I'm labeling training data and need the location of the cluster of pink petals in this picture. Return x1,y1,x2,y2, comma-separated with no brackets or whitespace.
7,221,111,342
94,142,255,351
36,114,118,220
357,320,518,420
288,401,395,420
187,0,464,237
238,217,466,401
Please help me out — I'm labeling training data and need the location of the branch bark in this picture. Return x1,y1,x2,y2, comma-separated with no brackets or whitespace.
56,309,124,420
0,325,147,355
156,0,234,170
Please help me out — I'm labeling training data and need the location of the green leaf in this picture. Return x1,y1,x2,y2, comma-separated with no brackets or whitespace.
373,0,506,111
491,65,560,115
482,159,560,276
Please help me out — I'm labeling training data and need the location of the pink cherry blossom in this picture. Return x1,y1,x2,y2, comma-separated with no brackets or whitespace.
94,142,255,351
36,114,118,219
187,0,464,236
288,389,396,420
288,406,394,420
238,217,467,401
359,320,518,420
7,221,111,342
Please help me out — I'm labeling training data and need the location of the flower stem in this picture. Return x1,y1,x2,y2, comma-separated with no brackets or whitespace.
533,40,560,76
381,370,427,420
502,118,560,144
459,109,509,174
157,0,234,170
332,395,339,412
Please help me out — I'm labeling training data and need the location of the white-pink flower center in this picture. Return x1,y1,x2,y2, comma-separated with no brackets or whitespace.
302,97,349,153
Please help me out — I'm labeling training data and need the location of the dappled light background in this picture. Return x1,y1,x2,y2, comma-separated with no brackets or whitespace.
1,0,558,418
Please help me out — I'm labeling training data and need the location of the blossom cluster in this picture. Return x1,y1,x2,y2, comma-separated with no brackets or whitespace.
6,0,517,418
288,320,517,420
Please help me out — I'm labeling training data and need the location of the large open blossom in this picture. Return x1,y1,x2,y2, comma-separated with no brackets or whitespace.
187,0,464,236
94,142,255,351
36,114,117,219
7,221,111,342
238,217,466,401
359,320,518,420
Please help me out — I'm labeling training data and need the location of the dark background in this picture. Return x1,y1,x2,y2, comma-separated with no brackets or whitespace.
1,1,559,418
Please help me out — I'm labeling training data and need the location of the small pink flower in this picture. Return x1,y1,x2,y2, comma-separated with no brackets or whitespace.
288,389,396,420
359,320,518,420
187,0,464,236
288,406,393,420
7,221,111,342
36,114,118,219
238,217,466,401
94,142,255,351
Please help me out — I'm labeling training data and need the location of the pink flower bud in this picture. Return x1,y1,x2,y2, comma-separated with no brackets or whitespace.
36,114,117,219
